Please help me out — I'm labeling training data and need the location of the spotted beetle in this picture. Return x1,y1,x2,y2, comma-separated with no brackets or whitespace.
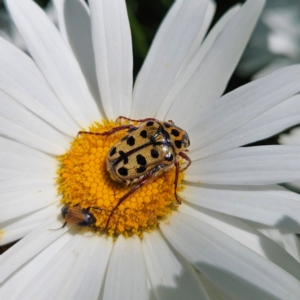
77,116,191,229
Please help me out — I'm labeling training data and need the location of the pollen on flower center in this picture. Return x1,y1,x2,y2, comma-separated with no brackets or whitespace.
56,120,184,237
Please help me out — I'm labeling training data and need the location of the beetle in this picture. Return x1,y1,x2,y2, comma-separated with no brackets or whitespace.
77,116,192,230
60,205,97,228
53,205,113,230
54,205,96,229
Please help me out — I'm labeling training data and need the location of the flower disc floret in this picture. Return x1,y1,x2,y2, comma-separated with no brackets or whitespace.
57,121,184,237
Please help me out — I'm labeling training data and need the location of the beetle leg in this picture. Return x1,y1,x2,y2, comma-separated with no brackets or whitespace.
78,124,136,137
105,165,164,230
173,161,182,204
179,151,192,171
116,116,158,124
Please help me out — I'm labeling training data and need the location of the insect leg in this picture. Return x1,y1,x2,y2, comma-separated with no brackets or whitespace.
78,124,136,137
179,151,192,171
116,116,158,124
104,166,163,230
173,161,182,204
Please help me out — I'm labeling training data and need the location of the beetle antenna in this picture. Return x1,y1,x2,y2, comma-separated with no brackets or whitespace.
49,221,67,231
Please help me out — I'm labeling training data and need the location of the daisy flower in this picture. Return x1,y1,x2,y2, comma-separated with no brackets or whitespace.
238,0,300,78
1,0,300,299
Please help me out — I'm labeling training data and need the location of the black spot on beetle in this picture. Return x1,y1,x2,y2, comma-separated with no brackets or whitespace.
165,153,173,161
127,136,135,146
163,122,171,128
151,149,159,158
109,147,116,156
146,121,154,126
119,151,128,164
175,140,182,149
136,154,147,165
137,166,147,173
118,167,128,176
140,130,147,138
171,129,180,137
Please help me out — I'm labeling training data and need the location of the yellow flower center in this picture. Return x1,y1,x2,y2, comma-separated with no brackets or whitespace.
57,120,184,237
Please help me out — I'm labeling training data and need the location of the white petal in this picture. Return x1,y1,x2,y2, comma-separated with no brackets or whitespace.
0,91,71,155
282,233,300,262
250,225,300,263
56,234,113,300
161,212,300,300
142,230,209,300
0,117,68,156
254,225,285,248
187,64,300,154
0,231,73,299
52,0,68,39
89,0,133,119
132,0,210,118
197,272,235,300
177,1,216,75
103,235,148,300
186,146,300,185
147,277,157,300
17,229,87,299
181,183,300,232
179,204,300,281
191,94,300,160
279,127,300,146
157,3,241,120
0,204,58,245
0,36,79,136
0,179,58,222
0,137,57,180
0,177,54,190
19,231,111,300
61,0,101,107
5,0,101,126
0,215,69,283
165,0,265,128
